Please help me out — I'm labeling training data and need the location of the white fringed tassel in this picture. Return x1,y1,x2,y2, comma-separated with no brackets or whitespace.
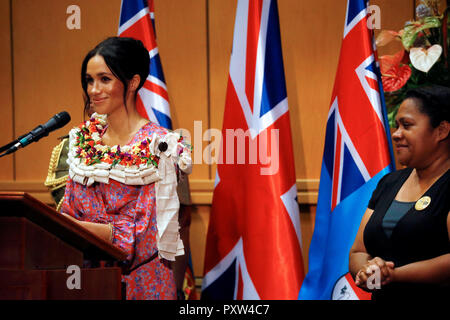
155,153,184,261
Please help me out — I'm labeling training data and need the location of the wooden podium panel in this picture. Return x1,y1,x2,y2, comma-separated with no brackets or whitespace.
0,192,127,300
0,268,122,300
0,192,126,262
0,217,83,270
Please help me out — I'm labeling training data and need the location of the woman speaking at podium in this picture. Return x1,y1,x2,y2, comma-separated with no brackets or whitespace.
59,37,192,300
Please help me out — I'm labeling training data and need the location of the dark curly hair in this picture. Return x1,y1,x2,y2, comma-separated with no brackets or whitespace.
405,85,450,128
81,37,150,114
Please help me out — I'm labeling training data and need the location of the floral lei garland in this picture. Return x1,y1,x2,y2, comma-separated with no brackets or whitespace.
68,113,192,260
74,113,187,169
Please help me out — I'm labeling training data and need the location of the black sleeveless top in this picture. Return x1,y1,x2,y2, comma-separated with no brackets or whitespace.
364,168,450,300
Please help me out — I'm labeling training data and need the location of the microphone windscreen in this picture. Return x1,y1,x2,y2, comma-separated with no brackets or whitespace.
48,111,71,131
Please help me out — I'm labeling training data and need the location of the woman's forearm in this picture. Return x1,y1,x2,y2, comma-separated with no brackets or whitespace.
394,254,450,285
62,213,112,243
78,220,113,243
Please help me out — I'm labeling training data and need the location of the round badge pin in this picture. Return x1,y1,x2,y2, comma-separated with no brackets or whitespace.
415,196,431,211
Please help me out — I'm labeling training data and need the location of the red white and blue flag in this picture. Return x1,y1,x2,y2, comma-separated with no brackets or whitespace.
298,0,395,300
118,0,172,129
202,0,304,300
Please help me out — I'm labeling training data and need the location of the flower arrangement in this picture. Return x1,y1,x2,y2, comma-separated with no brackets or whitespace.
377,0,449,127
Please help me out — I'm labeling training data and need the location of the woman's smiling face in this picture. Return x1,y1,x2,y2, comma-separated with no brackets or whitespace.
85,54,125,116
392,98,439,168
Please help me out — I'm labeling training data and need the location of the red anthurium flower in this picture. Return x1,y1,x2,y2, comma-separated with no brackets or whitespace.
379,50,412,92
379,50,404,73
382,65,412,92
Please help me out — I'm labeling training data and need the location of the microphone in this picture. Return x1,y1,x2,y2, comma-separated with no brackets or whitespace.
2,111,71,156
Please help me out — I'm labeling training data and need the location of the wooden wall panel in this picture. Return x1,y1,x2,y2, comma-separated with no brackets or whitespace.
208,0,237,181
278,0,346,181
154,0,209,181
12,0,121,181
189,204,211,277
0,0,14,180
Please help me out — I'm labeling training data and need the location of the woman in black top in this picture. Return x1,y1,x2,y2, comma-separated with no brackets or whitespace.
349,85,450,300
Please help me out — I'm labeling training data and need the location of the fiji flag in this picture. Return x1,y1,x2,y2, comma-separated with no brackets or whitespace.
118,0,172,129
298,0,395,300
202,0,304,300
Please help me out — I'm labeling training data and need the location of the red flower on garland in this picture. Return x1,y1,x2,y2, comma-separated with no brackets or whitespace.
88,140,95,148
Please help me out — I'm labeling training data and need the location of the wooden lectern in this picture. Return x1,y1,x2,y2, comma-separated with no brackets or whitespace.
0,192,127,300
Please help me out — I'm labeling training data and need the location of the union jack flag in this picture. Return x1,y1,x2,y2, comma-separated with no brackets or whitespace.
298,0,394,300
202,0,304,300
118,0,172,129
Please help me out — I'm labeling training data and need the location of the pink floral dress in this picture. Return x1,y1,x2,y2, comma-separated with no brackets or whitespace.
61,122,177,300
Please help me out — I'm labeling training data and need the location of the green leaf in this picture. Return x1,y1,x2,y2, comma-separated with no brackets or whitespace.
402,17,441,49
387,104,401,128
112,159,120,168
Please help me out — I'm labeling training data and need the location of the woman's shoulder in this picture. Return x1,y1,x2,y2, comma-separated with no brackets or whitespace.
370,168,411,195
380,167,413,184
369,168,412,203
135,121,169,141
140,121,170,136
